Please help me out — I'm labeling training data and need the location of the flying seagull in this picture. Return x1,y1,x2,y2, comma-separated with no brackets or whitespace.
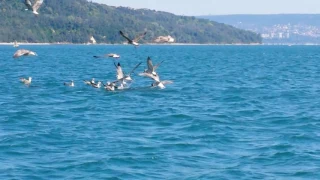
13,49,37,58
20,77,32,85
146,56,164,75
119,30,147,46
24,0,44,15
114,62,142,89
64,80,75,87
139,56,163,81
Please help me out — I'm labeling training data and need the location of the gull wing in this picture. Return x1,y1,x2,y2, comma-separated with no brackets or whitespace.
24,0,33,10
154,60,164,70
119,31,132,42
128,62,142,76
115,62,124,80
147,56,154,72
13,49,31,58
33,0,43,12
133,32,147,42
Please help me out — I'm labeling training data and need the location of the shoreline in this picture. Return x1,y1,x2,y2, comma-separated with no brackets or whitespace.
0,42,319,46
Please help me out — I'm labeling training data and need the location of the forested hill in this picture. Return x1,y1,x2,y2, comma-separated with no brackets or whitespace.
0,0,262,44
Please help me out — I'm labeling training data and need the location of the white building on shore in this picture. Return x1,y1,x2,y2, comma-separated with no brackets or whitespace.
154,35,175,43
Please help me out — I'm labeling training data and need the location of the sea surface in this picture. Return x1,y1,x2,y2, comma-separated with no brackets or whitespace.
0,45,320,179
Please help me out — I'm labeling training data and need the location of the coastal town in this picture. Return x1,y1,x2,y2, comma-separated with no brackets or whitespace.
251,24,320,39
202,15,320,44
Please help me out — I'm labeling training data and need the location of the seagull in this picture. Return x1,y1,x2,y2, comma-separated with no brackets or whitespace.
20,77,32,85
140,69,173,89
91,81,102,88
24,0,44,15
114,62,128,89
93,53,120,59
114,62,142,88
64,80,74,87
13,41,19,48
119,30,147,46
84,78,95,85
139,56,163,80
151,80,173,89
104,81,118,91
146,56,163,75
13,49,37,58
107,53,120,58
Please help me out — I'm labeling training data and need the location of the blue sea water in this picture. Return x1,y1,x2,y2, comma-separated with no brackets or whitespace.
0,45,320,179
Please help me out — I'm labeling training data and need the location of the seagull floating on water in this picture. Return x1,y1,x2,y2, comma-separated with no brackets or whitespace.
108,53,120,58
20,77,32,85
119,30,147,46
24,0,44,15
91,81,102,88
84,78,95,85
13,49,37,58
104,81,118,91
64,80,74,87
93,53,120,59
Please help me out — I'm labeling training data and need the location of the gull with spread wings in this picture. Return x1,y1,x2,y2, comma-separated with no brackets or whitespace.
119,31,147,46
114,62,142,89
13,49,37,58
24,0,44,15
138,57,173,89
139,56,164,81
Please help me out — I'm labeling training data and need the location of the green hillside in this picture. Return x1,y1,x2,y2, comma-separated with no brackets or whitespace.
0,0,262,44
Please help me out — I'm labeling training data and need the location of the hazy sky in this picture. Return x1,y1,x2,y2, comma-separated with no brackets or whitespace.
91,0,320,16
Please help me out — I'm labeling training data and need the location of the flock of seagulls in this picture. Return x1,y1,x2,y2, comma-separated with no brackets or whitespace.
78,56,172,91
15,0,173,91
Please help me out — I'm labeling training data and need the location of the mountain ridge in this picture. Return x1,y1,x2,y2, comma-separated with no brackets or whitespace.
0,0,261,44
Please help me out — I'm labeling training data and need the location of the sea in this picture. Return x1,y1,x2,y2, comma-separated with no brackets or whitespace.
0,45,319,179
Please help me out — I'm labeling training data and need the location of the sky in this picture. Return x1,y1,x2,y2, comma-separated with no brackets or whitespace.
91,0,320,16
